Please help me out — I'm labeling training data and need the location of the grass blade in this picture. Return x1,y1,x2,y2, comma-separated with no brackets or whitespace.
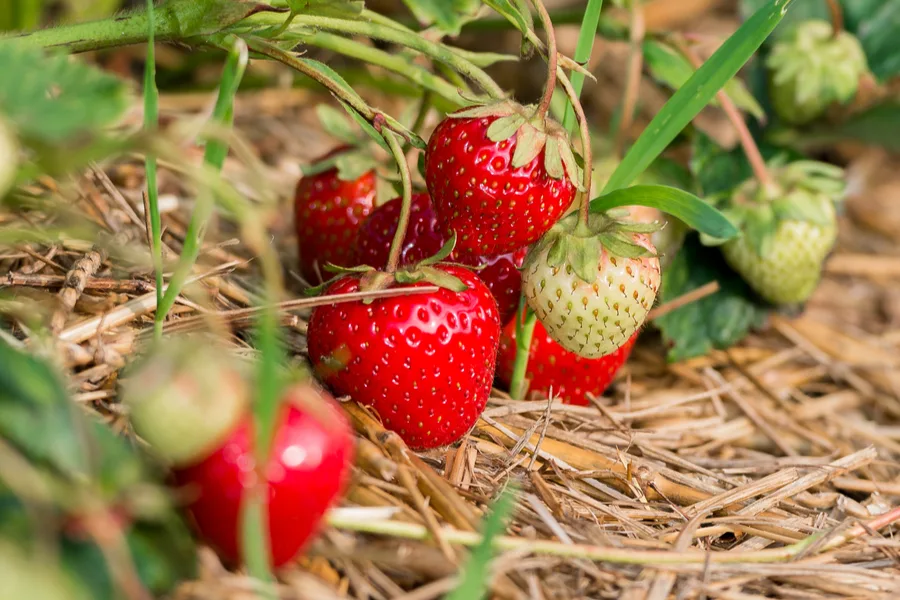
602,0,794,194
445,484,518,600
590,185,738,239
561,0,602,132
144,0,163,340
155,37,249,324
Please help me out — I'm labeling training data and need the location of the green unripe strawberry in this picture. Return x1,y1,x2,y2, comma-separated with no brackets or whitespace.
522,211,661,358
713,161,844,306
767,20,868,125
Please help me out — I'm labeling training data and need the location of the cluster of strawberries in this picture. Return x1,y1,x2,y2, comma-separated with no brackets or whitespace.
298,106,660,451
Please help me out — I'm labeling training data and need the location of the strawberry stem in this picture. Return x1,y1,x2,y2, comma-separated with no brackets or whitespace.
678,39,775,192
613,1,645,159
510,301,538,399
826,0,844,37
531,0,559,121
383,130,413,273
558,72,593,228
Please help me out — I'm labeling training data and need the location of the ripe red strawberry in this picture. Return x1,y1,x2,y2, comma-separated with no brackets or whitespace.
496,318,637,406
123,343,353,568
424,101,579,256
295,147,377,284
353,192,527,324
307,265,501,450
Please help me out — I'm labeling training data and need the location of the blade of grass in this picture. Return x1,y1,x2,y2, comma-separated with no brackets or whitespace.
155,37,248,327
561,0,602,133
144,0,163,340
602,0,795,194
445,484,518,600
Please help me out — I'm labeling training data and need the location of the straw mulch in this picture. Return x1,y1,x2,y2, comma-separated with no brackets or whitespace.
1,84,897,600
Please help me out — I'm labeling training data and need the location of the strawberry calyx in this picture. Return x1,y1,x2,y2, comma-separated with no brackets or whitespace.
525,210,661,283
703,160,845,259
766,20,868,124
305,233,469,298
448,99,584,192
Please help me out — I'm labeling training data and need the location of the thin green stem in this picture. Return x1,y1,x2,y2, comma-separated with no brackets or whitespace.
156,37,248,327
245,13,505,99
144,0,163,341
558,72,593,227
328,504,900,565
562,0,604,133
243,36,415,144
509,303,537,399
530,0,558,120
677,39,773,191
299,31,466,107
383,130,413,274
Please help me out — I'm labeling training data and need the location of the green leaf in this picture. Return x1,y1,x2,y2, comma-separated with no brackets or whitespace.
446,484,518,600
563,0,604,133
848,0,900,81
780,101,900,152
337,99,390,152
0,42,130,143
655,234,769,361
590,185,739,240
282,0,364,18
400,0,481,35
316,104,358,144
203,36,248,171
643,40,765,121
0,339,89,477
482,0,534,40
603,0,795,195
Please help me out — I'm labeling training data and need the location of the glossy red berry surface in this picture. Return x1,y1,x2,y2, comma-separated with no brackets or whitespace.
353,192,443,268
307,266,501,450
353,193,527,324
294,149,376,284
172,386,354,568
496,318,637,406
424,114,576,256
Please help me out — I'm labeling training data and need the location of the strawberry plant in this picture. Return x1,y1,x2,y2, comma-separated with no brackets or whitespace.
5,0,894,598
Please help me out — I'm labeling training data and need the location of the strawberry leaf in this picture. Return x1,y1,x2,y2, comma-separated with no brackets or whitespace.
655,234,769,361
0,43,130,143
543,137,564,180
399,0,481,36
316,104,359,145
590,185,738,240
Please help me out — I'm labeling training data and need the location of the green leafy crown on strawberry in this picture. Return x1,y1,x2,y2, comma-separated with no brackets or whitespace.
447,99,584,193
766,20,869,125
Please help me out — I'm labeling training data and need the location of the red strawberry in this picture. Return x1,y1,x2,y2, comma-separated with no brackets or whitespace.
354,192,444,267
424,102,579,256
172,387,353,567
307,265,501,450
353,192,527,323
123,343,354,568
295,147,377,284
496,318,637,406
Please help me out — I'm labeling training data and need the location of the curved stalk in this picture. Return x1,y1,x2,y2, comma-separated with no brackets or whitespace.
299,31,467,106
530,0,559,120
558,71,593,228
826,0,844,37
246,13,506,99
382,131,413,273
